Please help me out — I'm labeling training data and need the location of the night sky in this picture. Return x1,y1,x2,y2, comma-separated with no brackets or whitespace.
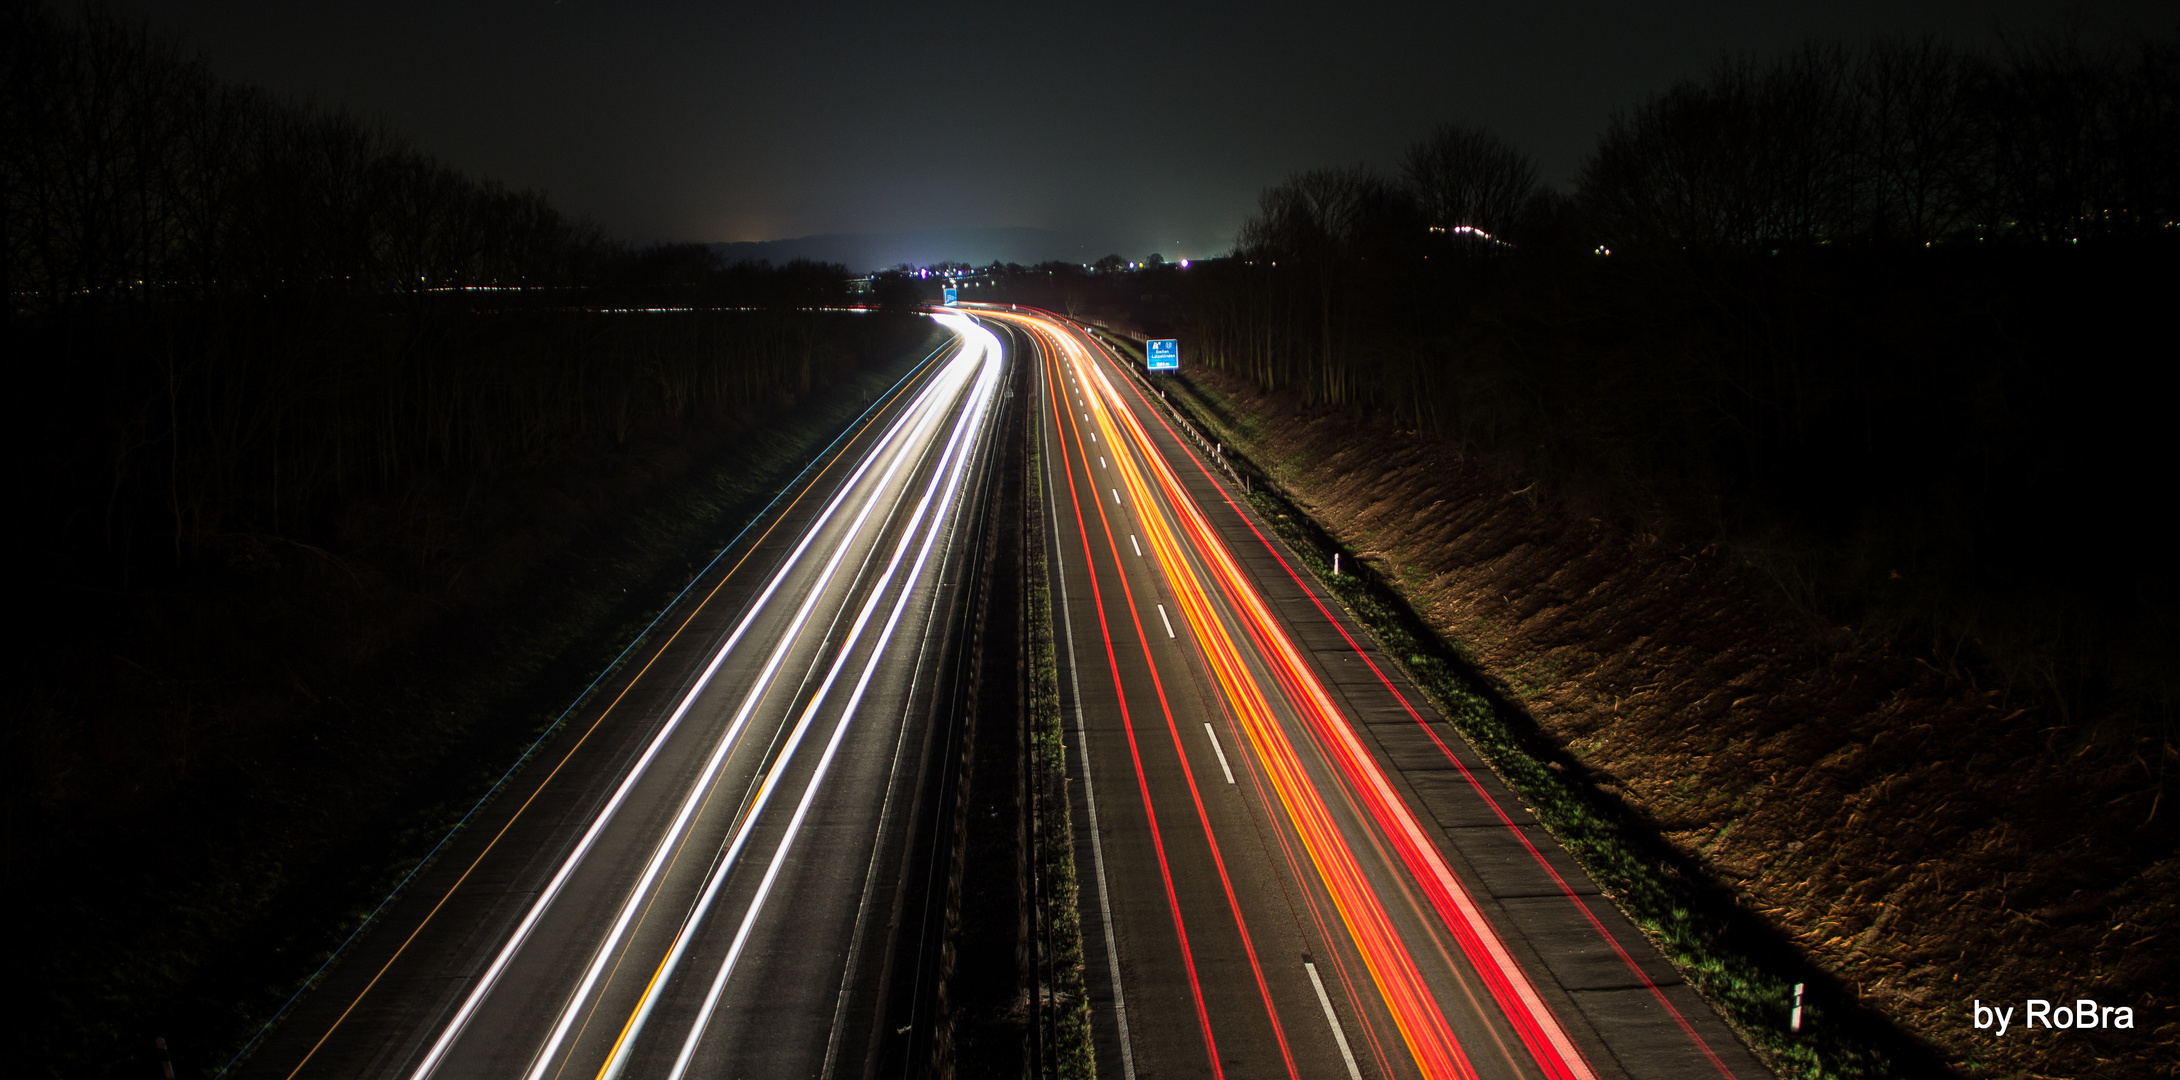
107,0,2178,262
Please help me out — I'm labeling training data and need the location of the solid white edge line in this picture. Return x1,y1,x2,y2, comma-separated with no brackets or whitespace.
1305,961,1364,1080
1202,724,1235,786
1046,356,1138,1080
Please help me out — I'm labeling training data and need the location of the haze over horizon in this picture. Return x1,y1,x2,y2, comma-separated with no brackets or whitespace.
99,0,2179,262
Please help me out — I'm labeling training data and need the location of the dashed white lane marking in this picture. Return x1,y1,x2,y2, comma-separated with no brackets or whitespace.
1305,961,1364,1080
1203,723,1235,785
1047,367,1138,1080
1130,535,1142,557
1157,604,1176,638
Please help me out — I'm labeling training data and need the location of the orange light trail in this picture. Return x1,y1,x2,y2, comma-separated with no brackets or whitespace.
1037,320,1310,1079
1007,308,1599,1080
1080,312,1739,1080
1119,373,1745,1080
1034,321,1235,1078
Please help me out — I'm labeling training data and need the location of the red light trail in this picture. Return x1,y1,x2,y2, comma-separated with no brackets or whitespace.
1005,307,1600,1080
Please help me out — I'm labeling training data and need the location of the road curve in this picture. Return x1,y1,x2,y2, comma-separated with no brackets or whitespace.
233,303,1765,1080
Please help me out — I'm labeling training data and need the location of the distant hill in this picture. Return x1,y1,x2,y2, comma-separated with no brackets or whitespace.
709,227,1228,274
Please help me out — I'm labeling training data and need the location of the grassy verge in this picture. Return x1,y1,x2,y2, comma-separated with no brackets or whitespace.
1026,408,1095,1079
1131,362,1941,1080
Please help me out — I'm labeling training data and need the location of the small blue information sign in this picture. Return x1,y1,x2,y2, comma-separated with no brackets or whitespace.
1146,338,1179,370
942,287,959,306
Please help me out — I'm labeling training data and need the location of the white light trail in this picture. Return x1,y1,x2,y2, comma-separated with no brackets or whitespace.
516,354,971,1080
600,317,1001,1077
407,324,981,1080
662,317,1004,1077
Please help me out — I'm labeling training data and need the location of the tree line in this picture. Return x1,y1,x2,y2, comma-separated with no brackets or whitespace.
1584,36,2178,251
1169,29,2178,743
2,2,888,584
1,2,615,309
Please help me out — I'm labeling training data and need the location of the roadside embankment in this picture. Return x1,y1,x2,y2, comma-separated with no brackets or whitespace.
1151,363,2173,1080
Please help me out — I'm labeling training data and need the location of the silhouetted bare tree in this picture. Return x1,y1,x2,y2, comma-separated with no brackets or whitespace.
1402,124,1538,238
1855,37,1982,243
1,2,619,313
1224,166,1429,406
1978,30,2180,241
1575,32,2179,251
1581,46,1861,250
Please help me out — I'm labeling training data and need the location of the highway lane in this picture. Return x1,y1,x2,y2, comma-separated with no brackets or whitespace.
1017,310,1560,1080
238,312,1010,1080
992,305,1758,1080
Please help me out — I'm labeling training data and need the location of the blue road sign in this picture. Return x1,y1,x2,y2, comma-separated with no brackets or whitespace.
1146,338,1179,370
942,287,959,306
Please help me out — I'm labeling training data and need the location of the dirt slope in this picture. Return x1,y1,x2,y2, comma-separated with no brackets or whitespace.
1182,369,2174,1080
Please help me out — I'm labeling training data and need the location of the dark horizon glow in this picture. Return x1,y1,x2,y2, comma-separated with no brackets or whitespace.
102,0,2177,261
